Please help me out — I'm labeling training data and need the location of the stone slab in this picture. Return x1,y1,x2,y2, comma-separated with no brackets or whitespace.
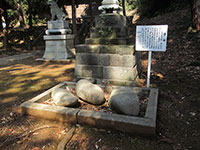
75,65,103,79
76,44,135,55
77,110,155,135
76,53,137,67
43,35,75,60
85,37,133,45
76,53,100,66
44,35,75,40
101,79,137,86
48,20,69,29
21,102,79,123
46,29,72,35
20,82,159,136
103,66,138,81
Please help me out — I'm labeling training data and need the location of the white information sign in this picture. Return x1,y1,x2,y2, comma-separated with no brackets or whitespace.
136,25,168,51
135,25,168,88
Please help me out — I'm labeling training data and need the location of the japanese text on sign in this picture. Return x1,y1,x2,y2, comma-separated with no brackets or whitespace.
136,25,168,51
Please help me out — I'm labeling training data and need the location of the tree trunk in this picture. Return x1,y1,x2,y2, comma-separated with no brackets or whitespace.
0,9,3,31
72,0,79,45
191,0,200,30
28,1,32,28
122,0,126,16
16,3,26,28
3,9,8,49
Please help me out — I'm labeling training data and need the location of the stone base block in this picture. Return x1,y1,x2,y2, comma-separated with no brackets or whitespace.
43,35,75,60
75,65,103,79
46,29,72,35
48,20,69,29
85,37,133,45
75,64,139,85
76,44,135,55
103,66,138,81
76,53,138,67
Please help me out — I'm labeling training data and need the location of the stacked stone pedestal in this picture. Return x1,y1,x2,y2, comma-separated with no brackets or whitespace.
43,21,75,60
75,13,140,86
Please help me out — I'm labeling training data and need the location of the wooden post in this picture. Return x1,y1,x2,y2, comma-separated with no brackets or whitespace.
72,0,79,45
122,0,126,16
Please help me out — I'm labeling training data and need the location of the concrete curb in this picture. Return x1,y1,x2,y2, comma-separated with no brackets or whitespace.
20,82,159,136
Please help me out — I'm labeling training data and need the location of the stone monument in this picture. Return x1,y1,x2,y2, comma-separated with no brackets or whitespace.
42,0,75,60
75,0,140,85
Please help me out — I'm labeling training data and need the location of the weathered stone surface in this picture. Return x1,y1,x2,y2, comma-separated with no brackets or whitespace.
103,66,138,81
75,79,105,105
90,27,129,38
76,53,137,67
100,54,137,67
76,44,135,55
76,44,100,53
76,53,100,65
109,87,139,116
51,88,78,106
86,38,131,45
48,21,69,29
102,79,136,86
75,65,103,79
43,35,75,60
95,14,126,28
100,45,134,54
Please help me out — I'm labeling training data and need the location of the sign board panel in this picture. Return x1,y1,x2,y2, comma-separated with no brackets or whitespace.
136,25,168,51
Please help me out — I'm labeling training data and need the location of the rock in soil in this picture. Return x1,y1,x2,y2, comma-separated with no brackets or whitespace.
75,79,105,105
51,88,79,106
108,87,139,116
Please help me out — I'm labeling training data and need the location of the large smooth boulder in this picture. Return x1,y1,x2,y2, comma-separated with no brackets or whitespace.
75,79,105,105
51,88,78,107
108,87,139,116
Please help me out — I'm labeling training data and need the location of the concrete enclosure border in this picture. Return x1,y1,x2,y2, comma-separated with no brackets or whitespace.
20,82,159,136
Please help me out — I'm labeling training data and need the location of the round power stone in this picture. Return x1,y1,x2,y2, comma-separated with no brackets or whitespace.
51,88,79,107
75,79,105,105
109,87,139,116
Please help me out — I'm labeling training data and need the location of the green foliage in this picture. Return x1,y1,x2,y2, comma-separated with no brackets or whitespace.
136,0,190,17
119,0,138,10
2,0,49,27
118,0,190,17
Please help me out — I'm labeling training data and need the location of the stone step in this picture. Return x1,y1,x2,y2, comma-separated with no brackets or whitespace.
76,53,139,67
76,44,135,55
75,64,138,82
85,37,133,45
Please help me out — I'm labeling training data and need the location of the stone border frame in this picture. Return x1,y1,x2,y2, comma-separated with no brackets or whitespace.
20,82,159,136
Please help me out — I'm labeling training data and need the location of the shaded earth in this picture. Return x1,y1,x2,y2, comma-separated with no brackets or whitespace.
0,6,200,150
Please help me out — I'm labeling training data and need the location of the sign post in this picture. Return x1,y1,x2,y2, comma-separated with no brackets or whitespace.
136,25,168,88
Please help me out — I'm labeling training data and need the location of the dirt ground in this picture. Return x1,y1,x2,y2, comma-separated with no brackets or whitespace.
0,6,200,150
